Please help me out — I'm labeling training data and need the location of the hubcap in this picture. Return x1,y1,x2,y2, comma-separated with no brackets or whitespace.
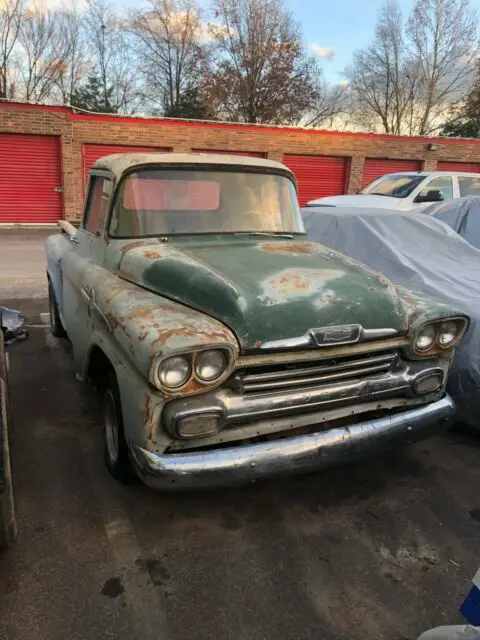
104,390,120,465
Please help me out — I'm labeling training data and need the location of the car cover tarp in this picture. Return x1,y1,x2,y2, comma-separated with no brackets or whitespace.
303,206,480,429
0,307,28,345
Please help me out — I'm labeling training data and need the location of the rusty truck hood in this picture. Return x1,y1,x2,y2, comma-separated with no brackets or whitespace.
117,236,407,351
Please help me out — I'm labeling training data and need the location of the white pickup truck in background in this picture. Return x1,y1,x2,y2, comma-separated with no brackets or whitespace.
307,171,480,210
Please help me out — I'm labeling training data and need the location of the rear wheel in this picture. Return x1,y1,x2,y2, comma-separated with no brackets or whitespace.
102,371,136,484
48,280,66,338
0,340,17,552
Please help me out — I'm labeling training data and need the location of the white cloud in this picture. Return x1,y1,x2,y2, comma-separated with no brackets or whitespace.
26,0,87,9
310,44,335,60
197,20,231,42
134,11,228,43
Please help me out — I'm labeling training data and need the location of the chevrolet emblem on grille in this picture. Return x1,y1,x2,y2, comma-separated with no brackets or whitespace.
310,324,362,347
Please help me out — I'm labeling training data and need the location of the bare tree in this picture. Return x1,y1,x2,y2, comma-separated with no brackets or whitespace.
303,81,350,128
346,1,418,134
130,0,207,114
18,4,71,102
407,0,479,134
346,0,478,135
84,0,142,113
204,0,327,125
0,0,24,99
54,7,89,105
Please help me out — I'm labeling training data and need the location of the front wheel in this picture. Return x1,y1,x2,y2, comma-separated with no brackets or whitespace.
102,371,136,484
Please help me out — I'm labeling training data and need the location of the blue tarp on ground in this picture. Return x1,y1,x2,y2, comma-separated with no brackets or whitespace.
303,206,480,430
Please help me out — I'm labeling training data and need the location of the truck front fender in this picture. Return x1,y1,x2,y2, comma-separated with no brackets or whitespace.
81,266,239,395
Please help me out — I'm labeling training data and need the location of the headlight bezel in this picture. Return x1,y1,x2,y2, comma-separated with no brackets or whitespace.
411,316,468,357
151,345,236,393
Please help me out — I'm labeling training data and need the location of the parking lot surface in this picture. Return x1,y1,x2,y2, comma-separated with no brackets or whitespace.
0,230,479,640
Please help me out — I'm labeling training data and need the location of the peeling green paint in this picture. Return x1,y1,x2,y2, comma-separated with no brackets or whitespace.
118,235,415,351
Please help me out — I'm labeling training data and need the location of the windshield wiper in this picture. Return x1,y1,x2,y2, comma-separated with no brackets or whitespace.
233,231,294,238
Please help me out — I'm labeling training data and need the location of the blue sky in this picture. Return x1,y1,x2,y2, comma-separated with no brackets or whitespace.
284,0,417,84
108,0,480,85
282,0,480,84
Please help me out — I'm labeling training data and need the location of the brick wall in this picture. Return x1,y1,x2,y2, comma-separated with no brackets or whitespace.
2,101,480,221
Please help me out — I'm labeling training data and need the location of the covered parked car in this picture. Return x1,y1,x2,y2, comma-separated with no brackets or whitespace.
46,153,467,490
0,309,17,551
426,196,480,250
307,172,480,211
303,205,480,430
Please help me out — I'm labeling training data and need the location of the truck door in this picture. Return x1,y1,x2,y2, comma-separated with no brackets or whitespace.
61,172,113,373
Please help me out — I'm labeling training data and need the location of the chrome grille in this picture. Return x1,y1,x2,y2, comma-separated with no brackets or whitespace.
234,351,397,395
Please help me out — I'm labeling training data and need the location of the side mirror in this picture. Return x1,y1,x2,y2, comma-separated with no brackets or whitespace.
414,189,444,204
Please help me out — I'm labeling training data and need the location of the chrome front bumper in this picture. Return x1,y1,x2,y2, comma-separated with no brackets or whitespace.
131,395,455,490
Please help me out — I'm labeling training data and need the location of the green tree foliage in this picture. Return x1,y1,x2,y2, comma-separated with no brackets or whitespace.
441,66,480,138
163,87,213,119
70,73,117,113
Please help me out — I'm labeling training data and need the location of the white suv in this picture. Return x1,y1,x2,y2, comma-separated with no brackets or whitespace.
307,171,480,210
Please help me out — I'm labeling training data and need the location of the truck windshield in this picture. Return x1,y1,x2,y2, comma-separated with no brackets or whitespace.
359,174,426,198
109,168,304,237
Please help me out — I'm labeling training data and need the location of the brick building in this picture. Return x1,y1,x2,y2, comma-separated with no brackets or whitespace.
1,100,480,223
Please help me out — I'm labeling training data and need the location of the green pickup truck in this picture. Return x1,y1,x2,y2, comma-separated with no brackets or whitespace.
46,153,467,489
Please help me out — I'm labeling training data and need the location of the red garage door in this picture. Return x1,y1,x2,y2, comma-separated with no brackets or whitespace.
362,158,422,187
192,149,266,157
437,161,480,173
83,143,171,184
0,134,63,223
282,154,348,206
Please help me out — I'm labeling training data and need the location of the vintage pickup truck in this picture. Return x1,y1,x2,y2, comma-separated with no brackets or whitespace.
46,153,467,489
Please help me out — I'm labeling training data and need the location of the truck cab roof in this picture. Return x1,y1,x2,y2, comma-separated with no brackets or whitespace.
92,152,293,181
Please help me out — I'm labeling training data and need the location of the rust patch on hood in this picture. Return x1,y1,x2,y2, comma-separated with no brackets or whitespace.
128,308,155,321
151,325,230,348
261,268,343,301
143,251,163,259
259,242,317,255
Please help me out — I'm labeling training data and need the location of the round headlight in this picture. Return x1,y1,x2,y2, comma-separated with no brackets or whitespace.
194,349,227,382
157,355,191,388
438,321,458,347
415,324,436,351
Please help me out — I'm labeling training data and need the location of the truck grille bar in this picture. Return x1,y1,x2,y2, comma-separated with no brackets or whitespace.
235,351,397,395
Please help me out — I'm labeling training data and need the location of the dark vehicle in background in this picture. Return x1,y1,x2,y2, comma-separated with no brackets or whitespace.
426,196,480,250
303,205,480,431
0,310,16,551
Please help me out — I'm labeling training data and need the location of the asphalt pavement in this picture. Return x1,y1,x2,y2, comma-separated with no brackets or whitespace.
0,229,479,640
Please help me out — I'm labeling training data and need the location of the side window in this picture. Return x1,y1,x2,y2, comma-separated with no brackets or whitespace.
419,176,454,201
458,176,480,197
462,212,480,249
84,176,112,235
